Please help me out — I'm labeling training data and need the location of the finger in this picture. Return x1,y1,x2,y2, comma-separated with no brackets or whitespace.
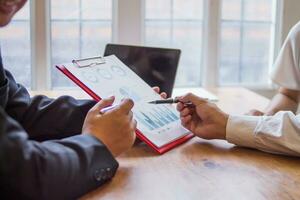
180,107,191,117
90,96,115,114
179,93,207,105
181,116,192,129
131,123,137,141
255,111,264,116
117,98,134,114
177,102,184,111
128,111,133,121
131,119,137,131
181,115,192,124
160,92,167,99
152,86,160,93
129,119,137,144
246,109,264,116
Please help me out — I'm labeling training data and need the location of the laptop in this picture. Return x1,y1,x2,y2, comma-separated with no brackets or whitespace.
104,44,181,96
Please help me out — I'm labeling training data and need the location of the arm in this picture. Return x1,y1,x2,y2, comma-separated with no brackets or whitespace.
248,87,300,116
5,70,96,140
177,93,300,157
0,108,118,200
264,87,299,115
227,111,300,156
5,71,166,141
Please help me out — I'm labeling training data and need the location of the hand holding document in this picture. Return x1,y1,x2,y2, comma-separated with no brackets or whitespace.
56,55,193,153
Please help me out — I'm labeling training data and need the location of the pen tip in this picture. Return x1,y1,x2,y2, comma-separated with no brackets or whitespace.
148,101,155,104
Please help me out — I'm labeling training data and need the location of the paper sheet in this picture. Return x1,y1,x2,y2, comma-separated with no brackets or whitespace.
63,55,190,147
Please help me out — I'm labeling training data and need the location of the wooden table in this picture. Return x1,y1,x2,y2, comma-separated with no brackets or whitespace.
30,88,300,200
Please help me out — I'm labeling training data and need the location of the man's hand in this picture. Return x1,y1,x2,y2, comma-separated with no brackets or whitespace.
177,93,229,140
82,96,136,157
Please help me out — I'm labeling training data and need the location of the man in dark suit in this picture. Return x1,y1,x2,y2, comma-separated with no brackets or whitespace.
0,0,139,199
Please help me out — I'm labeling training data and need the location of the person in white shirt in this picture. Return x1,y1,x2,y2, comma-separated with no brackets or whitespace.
177,21,300,157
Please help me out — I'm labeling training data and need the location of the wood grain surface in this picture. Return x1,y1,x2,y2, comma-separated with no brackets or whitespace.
30,88,300,200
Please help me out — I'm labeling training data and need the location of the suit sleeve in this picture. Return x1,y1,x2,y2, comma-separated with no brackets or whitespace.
0,108,119,200
4,70,96,140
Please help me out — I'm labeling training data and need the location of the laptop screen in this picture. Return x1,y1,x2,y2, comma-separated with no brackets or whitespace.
104,44,181,96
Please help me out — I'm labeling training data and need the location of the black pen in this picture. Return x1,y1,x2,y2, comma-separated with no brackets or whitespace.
148,97,215,105
148,98,194,106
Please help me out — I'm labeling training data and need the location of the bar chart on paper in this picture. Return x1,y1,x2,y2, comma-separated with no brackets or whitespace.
135,105,179,131
61,55,191,148
134,102,188,147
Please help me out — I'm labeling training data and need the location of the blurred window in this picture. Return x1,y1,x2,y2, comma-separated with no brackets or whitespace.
0,2,31,87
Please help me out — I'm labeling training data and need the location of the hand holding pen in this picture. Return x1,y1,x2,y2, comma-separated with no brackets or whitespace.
148,97,216,106
175,93,228,140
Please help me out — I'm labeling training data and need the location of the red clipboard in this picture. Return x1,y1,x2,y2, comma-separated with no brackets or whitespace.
56,64,194,154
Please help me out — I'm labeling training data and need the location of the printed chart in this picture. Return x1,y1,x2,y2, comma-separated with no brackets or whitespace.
64,55,190,147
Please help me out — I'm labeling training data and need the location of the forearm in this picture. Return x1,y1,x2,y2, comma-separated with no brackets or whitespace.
4,70,96,140
1,135,118,199
264,93,298,115
0,110,118,199
21,96,96,141
264,88,299,115
226,111,300,156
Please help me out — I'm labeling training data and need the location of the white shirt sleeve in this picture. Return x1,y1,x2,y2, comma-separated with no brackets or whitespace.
271,21,300,90
226,111,300,156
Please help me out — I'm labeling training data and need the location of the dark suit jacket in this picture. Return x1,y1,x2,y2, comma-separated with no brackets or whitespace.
0,54,119,199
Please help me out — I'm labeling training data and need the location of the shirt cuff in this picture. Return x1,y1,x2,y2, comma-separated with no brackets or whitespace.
226,115,260,149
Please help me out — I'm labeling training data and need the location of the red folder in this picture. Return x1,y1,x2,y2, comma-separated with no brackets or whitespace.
56,65,194,154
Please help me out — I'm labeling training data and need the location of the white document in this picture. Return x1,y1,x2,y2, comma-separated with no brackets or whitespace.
63,55,190,147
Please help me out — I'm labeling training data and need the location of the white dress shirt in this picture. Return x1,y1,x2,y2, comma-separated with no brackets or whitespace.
226,21,300,156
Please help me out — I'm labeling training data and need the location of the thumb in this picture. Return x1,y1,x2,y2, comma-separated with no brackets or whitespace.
179,93,207,106
90,96,115,113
